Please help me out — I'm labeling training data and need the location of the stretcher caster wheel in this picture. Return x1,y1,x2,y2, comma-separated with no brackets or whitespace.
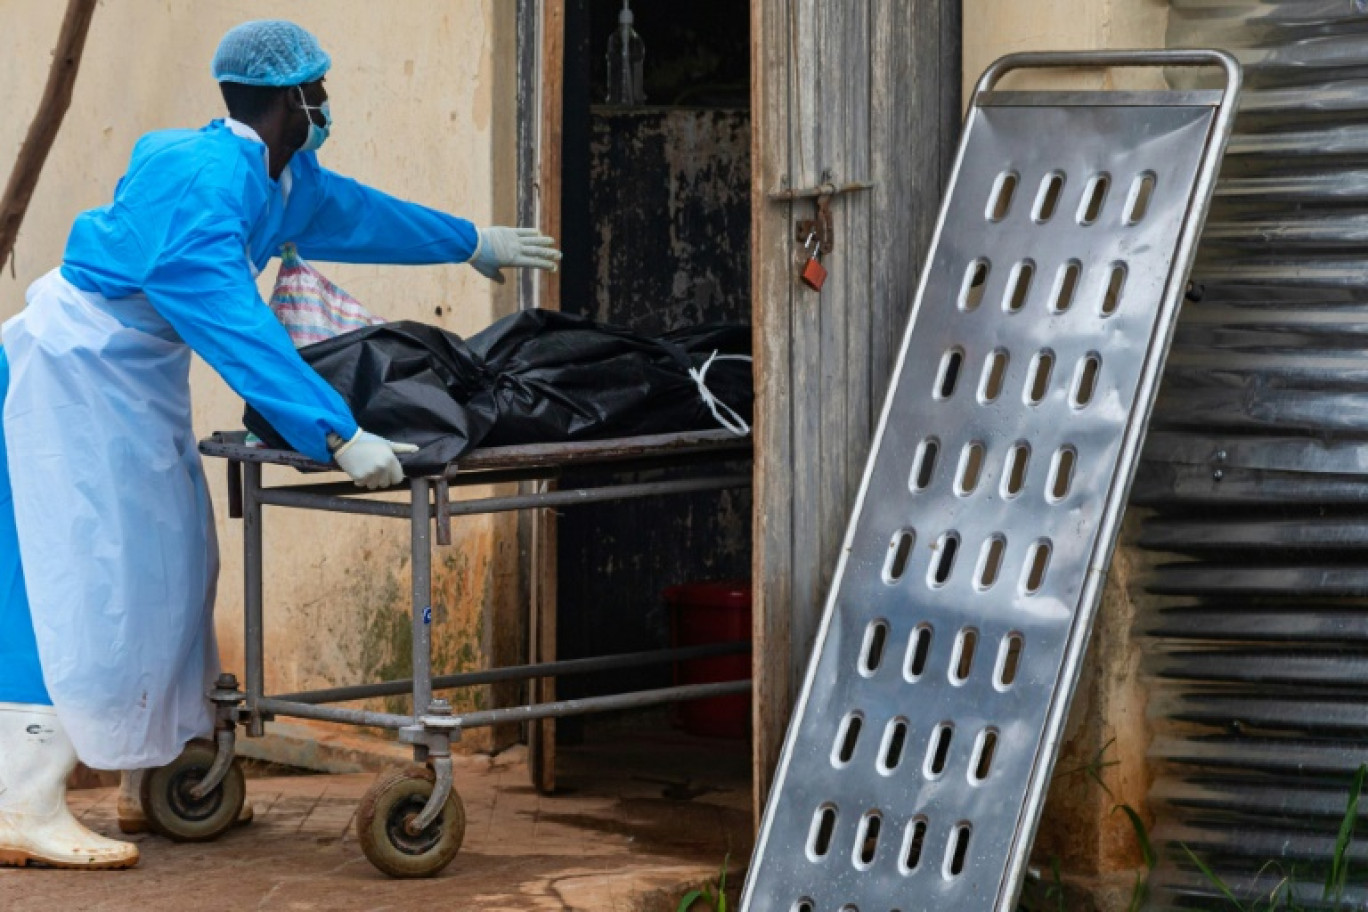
140,738,247,843
356,765,466,878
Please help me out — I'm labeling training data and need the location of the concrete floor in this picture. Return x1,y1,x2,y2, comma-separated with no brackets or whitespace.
0,731,753,912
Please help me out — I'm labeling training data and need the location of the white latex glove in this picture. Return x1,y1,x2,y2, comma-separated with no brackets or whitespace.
329,429,419,490
469,226,562,284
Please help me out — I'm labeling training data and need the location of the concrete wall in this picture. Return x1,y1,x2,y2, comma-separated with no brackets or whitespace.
963,0,1168,904
0,1,521,753
965,0,1169,96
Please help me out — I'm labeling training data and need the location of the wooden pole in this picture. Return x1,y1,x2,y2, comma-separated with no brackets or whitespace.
0,0,99,273
527,0,564,796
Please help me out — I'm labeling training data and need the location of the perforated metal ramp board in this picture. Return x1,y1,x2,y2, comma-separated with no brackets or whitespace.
742,52,1240,912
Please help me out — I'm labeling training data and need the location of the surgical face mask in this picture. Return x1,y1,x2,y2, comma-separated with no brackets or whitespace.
295,86,331,152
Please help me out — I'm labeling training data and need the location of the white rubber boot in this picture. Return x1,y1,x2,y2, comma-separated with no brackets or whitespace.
117,767,254,835
0,703,139,869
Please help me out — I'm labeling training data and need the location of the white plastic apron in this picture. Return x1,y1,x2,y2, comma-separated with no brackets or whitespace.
2,269,218,769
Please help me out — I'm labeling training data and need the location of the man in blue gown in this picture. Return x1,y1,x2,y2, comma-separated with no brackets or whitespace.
0,20,559,869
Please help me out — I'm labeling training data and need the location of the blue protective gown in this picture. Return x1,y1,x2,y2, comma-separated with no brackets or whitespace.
0,348,49,705
0,119,479,712
62,119,480,461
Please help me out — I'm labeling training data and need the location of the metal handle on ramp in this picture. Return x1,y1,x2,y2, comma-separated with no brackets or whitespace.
976,48,1241,101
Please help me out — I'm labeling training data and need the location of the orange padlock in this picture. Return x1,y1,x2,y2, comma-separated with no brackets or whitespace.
800,232,827,291
801,256,828,291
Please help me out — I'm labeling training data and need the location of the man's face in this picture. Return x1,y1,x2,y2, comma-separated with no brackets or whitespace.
301,78,328,115
289,78,328,148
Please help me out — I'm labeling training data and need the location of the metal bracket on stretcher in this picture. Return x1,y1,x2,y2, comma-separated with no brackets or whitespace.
740,50,1241,912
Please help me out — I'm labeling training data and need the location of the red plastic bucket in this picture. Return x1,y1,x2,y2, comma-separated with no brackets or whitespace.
666,581,752,740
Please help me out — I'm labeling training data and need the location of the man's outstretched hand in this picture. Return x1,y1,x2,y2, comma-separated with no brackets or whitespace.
470,226,562,284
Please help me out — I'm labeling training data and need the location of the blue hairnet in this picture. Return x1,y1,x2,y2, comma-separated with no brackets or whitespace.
211,20,331,87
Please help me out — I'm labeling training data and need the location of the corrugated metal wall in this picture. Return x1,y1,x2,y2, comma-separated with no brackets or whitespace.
1138,2,1368,907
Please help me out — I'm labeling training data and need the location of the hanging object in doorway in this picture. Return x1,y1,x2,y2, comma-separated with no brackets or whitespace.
605,0,646,105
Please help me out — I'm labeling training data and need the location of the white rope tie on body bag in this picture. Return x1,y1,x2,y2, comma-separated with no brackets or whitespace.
690,350,753,436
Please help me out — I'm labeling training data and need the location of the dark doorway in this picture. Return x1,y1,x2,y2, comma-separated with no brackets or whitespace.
555,0,754,730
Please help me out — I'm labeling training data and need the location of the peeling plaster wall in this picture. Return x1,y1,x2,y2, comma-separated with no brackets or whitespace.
0,1,521,752
963,0,1169,896
584,108,751,334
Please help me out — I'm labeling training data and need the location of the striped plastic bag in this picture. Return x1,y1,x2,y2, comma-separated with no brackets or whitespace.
267,243,383,348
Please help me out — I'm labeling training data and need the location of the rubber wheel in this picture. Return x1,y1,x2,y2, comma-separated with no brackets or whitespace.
139,738,247,843
356,765,466,878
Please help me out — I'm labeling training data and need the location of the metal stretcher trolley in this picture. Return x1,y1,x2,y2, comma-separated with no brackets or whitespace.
132,429,751,878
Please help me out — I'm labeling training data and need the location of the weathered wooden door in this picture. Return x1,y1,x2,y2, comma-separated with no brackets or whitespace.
750,1,962,813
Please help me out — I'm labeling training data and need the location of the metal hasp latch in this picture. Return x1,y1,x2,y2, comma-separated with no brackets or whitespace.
740,50,1241,912
770,174,872,291
770,172,874,256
